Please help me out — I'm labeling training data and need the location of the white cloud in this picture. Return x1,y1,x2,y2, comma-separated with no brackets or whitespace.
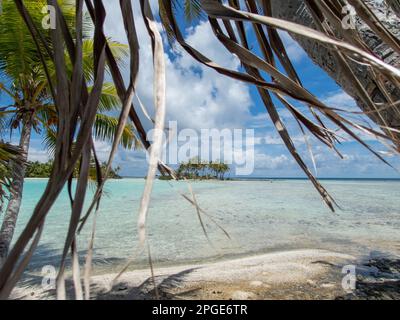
103,3,253,131
28,147,50,163
93,140,112,162
254,152,291,170
278,31,307,63
322,91,359,111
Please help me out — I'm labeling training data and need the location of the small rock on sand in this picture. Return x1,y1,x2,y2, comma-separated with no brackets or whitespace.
231,291,256,300
249,281,263,287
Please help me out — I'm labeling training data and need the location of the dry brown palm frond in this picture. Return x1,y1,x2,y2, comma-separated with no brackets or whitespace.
136,0,167,249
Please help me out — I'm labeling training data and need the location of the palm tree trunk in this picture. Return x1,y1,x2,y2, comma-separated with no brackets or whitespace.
0,119,32,266
386,0,400,17
270,0,400,144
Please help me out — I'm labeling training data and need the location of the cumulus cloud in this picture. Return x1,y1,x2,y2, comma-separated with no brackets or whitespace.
254,153,291,170
104,3,253,131
322,91,358,111
93,140,112,162
278,31,307,63
28,147,50,163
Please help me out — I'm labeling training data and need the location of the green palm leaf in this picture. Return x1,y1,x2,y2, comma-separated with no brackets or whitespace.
95,83,121,112
0,142,23,209
183,0,203,22
94,114,140,150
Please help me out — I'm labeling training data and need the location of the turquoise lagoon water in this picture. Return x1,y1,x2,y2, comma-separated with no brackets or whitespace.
14,179,400,274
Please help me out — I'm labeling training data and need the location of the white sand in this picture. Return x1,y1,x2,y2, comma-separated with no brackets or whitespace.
11,249,355,300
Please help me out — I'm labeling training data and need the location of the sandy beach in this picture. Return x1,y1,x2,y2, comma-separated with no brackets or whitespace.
11,249,358,300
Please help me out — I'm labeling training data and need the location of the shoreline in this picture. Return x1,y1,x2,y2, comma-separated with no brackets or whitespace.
23,177,400,181
12,249,356,300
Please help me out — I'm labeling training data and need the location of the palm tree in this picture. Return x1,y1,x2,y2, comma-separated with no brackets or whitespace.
218,163,230,180
387,0,400,15
207,161,218,179
0,142,22,212
0,0,138,264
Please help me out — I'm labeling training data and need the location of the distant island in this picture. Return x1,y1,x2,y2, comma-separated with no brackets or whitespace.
24,160,122,179
158,158,230,181
24,159,231,181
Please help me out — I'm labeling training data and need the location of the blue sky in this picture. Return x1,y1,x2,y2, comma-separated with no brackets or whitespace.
1,0,399,178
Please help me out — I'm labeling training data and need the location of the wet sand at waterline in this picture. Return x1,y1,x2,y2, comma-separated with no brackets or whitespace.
12,249,355,300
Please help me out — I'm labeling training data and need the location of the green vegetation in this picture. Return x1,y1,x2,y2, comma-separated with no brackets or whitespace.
25,161,53,178
0,0,137,264
158,175,174,181
0,142,22,209
25,161,122,179
96,163,122,180
176,158,230,180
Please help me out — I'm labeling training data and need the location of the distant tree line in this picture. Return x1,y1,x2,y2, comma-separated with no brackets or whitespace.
25,161,122,179
25,161,53,178
175,158,230,180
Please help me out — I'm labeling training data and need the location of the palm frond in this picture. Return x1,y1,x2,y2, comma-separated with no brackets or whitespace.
94,114,139,150
183,0,203,22
81,39,129,81
0,142,23,167
159,0,204,45
42,128,57,157
0,142,23,211
95,83,121,112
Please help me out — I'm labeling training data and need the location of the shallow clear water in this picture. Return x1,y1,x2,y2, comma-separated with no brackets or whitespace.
14,179,400,274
